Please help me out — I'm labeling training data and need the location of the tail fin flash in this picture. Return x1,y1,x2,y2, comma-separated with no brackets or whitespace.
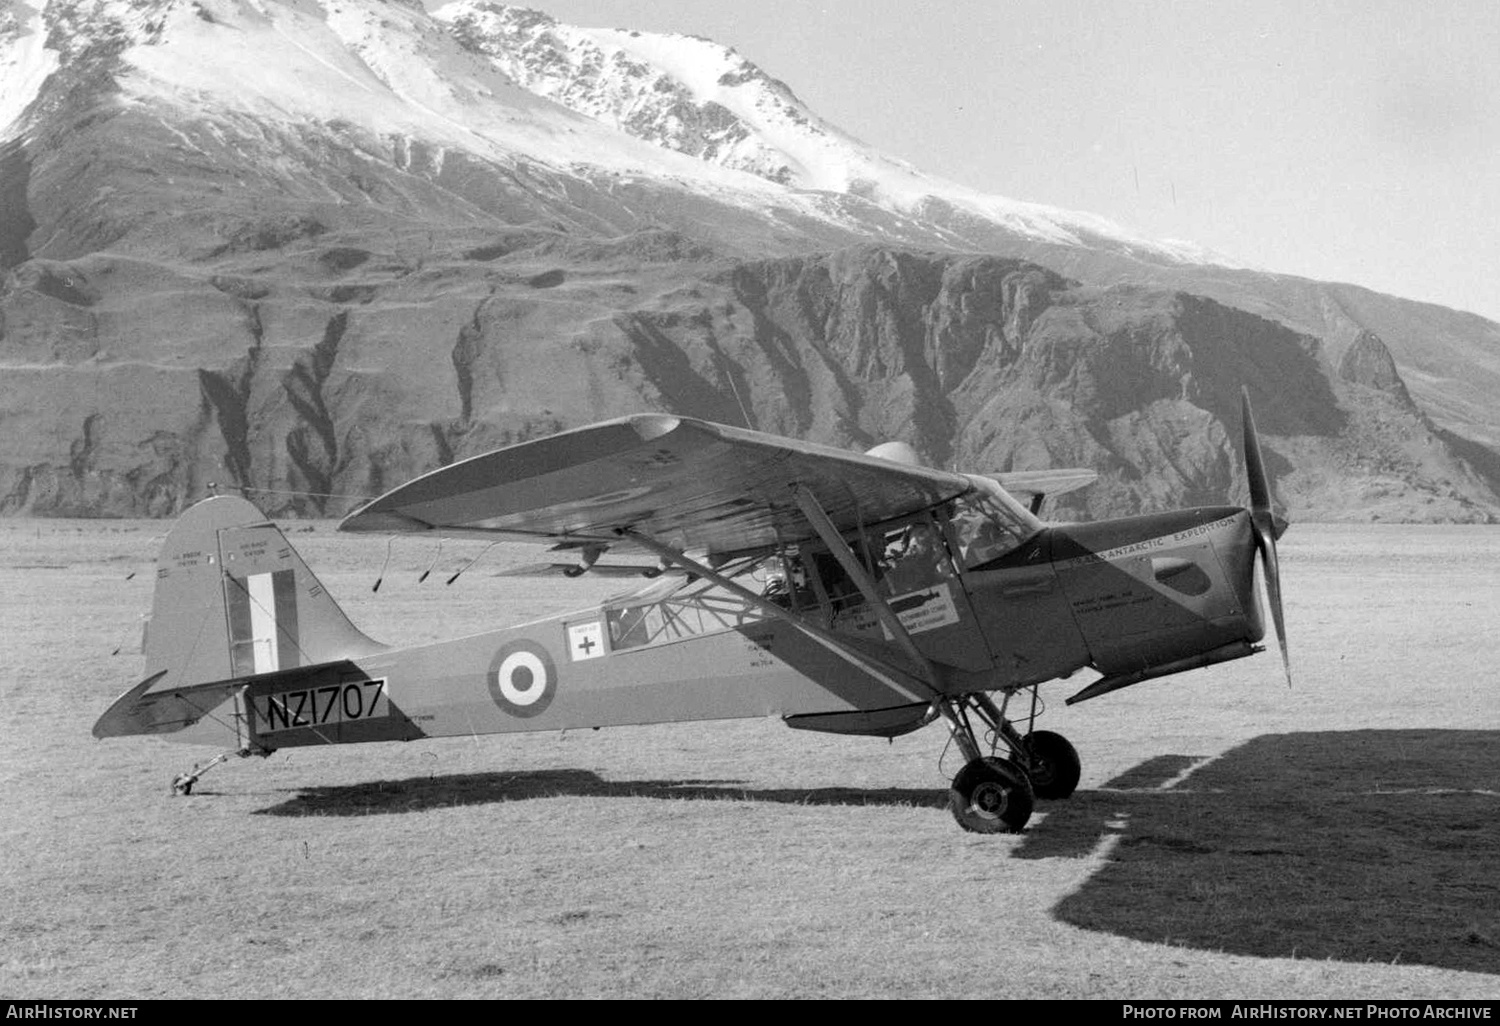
144,496,385,691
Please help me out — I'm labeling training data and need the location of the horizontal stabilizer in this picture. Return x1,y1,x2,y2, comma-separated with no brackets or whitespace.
92,660,372,739
93,670,237,738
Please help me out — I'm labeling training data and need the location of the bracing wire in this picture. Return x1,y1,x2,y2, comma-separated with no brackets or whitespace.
372,536,395,592
418,539,444,583
446,542,500,585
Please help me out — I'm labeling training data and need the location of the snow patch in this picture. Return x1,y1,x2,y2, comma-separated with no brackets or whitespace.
0,0,61,140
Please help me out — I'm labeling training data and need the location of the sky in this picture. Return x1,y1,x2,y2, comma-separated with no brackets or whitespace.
483,0,1500,323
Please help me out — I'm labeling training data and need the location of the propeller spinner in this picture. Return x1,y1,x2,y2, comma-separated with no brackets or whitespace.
1240,388,1292,686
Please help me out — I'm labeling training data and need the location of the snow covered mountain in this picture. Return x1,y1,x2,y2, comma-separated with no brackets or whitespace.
429,2,1222,261
2,0,1498,520
437,2,871,189
0,0,1223,261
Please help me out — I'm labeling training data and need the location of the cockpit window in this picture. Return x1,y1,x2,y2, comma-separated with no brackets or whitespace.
879,518,953,594
948,490,1035,569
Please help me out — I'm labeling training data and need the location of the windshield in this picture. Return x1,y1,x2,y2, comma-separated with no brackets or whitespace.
947,484,1038,570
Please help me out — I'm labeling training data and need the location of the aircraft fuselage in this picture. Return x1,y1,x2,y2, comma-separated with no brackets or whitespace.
213,504,1264,753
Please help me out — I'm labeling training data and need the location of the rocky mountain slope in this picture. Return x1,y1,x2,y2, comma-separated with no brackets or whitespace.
431,4,1500,458
1,0,1497,522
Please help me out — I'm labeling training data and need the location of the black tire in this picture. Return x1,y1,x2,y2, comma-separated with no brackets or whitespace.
1024,730,1081,800
948,756,1034,833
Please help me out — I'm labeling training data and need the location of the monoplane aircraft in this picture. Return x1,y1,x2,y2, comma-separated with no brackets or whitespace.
95,391,1289,832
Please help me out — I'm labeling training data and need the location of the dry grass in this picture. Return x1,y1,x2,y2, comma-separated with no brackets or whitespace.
1,520,1498,998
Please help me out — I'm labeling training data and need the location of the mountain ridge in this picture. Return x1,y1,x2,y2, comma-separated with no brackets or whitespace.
1,0,1497,522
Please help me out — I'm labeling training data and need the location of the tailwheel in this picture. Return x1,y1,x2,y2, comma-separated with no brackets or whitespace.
1023,730,1081,800
948,756,1034,834
168,747,265,796
169,754,228,796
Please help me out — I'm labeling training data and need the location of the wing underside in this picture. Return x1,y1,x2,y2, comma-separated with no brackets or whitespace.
340,416,974,556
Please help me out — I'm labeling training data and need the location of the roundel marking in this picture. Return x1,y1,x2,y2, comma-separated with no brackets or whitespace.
486,640,557,718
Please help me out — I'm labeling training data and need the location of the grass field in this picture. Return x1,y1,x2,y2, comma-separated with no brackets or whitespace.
1,519,1497,999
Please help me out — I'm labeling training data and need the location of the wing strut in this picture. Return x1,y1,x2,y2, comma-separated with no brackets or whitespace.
790,485,947,695
620,530,933,704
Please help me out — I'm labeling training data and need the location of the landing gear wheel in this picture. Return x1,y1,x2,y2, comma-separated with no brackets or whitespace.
948,757,1034,833
1023,730,1081,800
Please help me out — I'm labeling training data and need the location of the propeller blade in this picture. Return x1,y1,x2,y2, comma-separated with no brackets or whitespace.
1241,388,1272,518
1253,518,1292,688
1241,388,1291,687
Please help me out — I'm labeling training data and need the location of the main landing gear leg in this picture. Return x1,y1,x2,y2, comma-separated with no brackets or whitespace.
941,697,1035,834
943,692,1086,832
972,692,1082,801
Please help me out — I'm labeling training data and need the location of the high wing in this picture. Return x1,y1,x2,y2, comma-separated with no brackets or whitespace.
340,415,976,556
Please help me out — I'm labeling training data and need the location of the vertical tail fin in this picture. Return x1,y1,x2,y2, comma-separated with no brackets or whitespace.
145,495,385,691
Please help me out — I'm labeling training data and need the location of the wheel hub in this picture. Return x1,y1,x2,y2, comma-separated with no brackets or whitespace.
970,780,1011,819
1030,758,1054,787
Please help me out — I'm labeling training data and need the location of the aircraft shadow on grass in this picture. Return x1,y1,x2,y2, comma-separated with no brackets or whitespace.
1016,729,1500,976
253,770,947,818
255,729,1498,976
